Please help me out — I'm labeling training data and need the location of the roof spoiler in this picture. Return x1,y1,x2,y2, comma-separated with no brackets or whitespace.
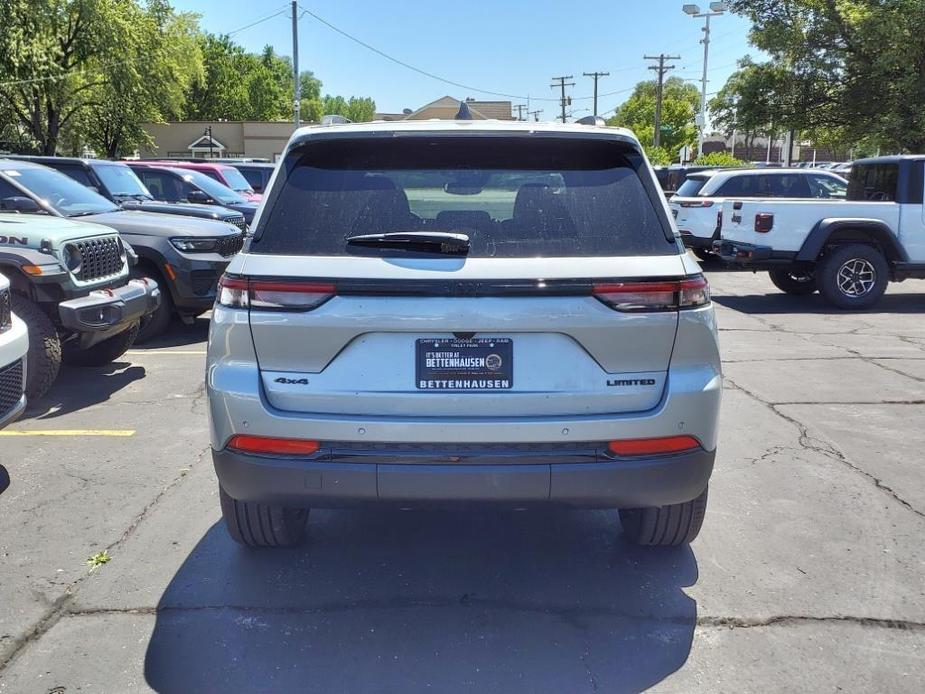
321,114,353,125
574,115,607,126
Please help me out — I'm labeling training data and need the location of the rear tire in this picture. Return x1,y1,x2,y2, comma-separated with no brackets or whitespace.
768,269,817,295
61,322,138,366
620,487,708,546
817,244,889,310
11,294,61,400
131,268,173,343
219,486,309,548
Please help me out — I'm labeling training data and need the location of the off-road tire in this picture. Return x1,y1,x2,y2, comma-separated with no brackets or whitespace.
61,322,139,366
768,269,817,295
620,486,709,546
219,486,309,548
11,294,61,400
817,243,889,310
131,268,173,343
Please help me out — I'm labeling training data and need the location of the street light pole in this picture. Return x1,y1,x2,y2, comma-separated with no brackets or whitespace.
683,4,725,158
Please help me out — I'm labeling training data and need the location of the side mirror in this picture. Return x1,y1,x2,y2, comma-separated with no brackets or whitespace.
186,190,212,204
0,465,9,496
1,196,41,213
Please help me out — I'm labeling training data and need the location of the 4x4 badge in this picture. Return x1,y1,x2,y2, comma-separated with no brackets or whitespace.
275,377,309,385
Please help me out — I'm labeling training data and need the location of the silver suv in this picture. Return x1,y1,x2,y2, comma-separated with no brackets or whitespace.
206,120,721,548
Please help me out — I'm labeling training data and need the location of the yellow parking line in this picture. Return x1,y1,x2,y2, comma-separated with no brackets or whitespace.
125,350,206,355
0,430,136,437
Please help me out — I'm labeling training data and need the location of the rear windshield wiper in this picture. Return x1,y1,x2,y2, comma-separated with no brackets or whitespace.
346,231,470,255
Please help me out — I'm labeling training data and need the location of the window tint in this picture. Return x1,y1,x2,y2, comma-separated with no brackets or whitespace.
847,164,899,201
138,171,181,202
771,174,811,197
676,176,709,197
0,177,23,199
253,137,675,258
807,174,847,199
716,175,763,196
55,164,95,187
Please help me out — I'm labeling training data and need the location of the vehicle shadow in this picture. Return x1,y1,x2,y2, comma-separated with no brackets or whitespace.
26,361,146,420
144,508,698,693
131,315,211,350
713,291,925,315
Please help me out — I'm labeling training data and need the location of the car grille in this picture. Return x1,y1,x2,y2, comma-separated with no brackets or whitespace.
68,236,124,282
0,288,10,331
228,216,247,233
217,233,245,258
0,359,24,418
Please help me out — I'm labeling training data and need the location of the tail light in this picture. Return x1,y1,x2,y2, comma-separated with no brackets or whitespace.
715,210,723,232
593,276,710,312
678,200,714,208
608,435,702,457
755,213,774,233
217,275,335,311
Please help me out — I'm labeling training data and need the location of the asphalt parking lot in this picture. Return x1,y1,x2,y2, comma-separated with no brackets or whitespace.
1,266,924,693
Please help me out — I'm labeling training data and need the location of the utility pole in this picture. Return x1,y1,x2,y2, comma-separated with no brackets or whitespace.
682,3,726,158
513,104,527,121
291,1,300,126
644,54,679,147
550,75,575,123
529,109,543,122
582,71,609,117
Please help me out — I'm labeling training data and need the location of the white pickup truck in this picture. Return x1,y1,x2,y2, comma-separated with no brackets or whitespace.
713,155,925,309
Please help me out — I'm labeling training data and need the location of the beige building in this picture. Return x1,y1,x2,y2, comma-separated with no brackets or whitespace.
140,97,515,160
138,121,299,161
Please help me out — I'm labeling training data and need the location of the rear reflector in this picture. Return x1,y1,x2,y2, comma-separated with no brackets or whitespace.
608,436,702,456
593,276,710,312
227,435,320,456
217,276,335,311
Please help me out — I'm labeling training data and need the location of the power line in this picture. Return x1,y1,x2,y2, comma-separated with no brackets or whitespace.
226,4,290,37
297,4,639,104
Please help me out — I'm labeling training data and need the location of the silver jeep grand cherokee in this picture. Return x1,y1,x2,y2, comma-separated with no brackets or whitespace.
206,120,721,548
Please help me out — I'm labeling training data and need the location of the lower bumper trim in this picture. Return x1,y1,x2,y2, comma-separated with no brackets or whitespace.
212,446,715,509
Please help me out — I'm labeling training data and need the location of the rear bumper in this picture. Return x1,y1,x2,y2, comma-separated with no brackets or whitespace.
713,239,773,262
58,278,160,333
213,445,715,509
680,231,717,250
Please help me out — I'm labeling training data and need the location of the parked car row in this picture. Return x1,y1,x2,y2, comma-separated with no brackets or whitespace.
676,155,925,310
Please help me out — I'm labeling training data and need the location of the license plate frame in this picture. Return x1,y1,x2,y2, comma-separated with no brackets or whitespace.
415,338,513,391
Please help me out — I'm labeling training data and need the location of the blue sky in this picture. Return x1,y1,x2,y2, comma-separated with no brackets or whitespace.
170,0,762,118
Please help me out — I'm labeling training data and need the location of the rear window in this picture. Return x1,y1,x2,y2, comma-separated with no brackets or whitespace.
847,164,898,201
675,176,709,197
252,137,675,257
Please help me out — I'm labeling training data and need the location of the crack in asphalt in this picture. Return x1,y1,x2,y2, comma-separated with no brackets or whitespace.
725,377,925,520
0,445,211,676
56,604,925,634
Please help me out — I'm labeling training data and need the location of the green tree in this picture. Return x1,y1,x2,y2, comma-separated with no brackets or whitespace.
694,151,746,167
0,0,169,154
83,3,203,157
606,77,699,159
729,0,925,152
321,95,377,122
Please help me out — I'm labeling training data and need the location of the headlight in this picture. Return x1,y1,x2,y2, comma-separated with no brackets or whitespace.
170,237,220,252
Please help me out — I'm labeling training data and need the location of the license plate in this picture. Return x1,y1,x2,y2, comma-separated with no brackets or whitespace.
416,338,513,391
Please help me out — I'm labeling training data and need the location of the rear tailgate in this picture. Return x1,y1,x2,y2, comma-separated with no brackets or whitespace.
245,255,687,418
